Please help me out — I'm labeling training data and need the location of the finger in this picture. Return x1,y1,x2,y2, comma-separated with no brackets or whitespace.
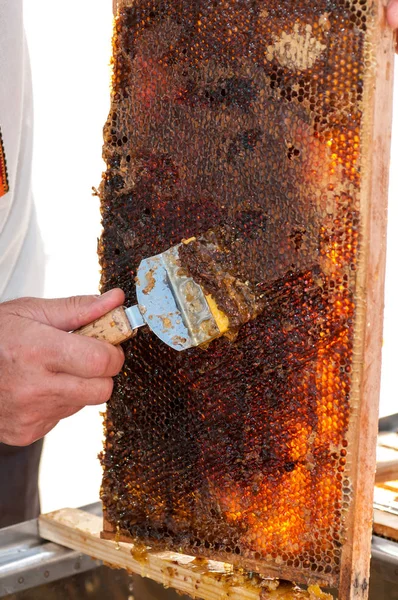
387,0,398,30
44,288,125,330
14,289,126,331
43,328,125,378
50,373,115,406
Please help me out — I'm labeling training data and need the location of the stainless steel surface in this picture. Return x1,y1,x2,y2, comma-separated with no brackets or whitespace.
369,535,398,599
372,535,398,566
125,304,145,330
374,500,398,517
0,504,102,598
162,245,219,346
379,413,398,434
136,244,220,351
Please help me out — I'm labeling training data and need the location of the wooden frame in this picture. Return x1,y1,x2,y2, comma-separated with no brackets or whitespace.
103,1,395,599
39,509,332,600
38,505,397,598
338,1,394,597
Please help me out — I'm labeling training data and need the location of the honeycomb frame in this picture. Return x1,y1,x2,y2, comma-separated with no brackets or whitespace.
98,1,394,597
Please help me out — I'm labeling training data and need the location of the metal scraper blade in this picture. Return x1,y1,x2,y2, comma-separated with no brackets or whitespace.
129,244,220,351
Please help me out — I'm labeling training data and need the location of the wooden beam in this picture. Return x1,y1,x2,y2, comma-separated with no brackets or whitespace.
39,509,332,600
373,449,398,542
375,435,398,482
375,461,398,484
373,508,398,542
338,1,395,597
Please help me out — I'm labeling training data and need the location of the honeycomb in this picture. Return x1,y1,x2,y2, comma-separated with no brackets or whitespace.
98,0,390,590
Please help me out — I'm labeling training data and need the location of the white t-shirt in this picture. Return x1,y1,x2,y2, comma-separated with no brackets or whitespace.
0,0,44,300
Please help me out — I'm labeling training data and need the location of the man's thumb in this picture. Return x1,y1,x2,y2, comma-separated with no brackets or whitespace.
26,289,125,331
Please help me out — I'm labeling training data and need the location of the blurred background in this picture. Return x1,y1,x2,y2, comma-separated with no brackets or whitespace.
23,1,398,513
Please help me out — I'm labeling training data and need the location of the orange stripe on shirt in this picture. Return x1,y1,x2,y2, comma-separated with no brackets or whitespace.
0,126,9,197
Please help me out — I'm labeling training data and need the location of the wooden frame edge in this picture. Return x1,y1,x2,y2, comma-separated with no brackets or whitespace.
101,516,335,587
338,1,395,598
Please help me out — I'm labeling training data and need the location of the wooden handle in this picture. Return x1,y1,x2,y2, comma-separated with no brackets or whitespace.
75,306,135,345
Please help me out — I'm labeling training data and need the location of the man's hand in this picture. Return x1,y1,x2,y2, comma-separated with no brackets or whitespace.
0,289,125,447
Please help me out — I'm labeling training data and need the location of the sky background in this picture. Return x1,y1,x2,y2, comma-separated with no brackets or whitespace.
23,1,398,513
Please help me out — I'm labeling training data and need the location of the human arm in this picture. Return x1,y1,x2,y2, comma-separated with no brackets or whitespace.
0,288,125,446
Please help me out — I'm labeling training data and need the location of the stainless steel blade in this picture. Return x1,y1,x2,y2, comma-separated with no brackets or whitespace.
135,244,220,351
124,305,145,330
